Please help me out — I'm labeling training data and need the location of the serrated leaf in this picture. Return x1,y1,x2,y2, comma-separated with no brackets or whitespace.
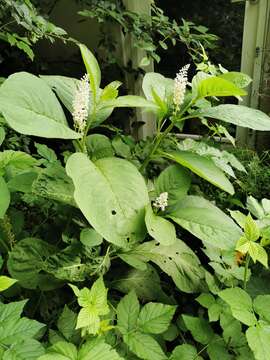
145,204,176,246
117,291,140,335
2,339,45,360
170,344,202,360
124,332,167,360
138,303,176,334
57,306,77,341
218,287,257,326
244,214,260,242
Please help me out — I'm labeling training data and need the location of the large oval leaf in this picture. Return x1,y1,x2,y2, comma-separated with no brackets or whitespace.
197,77,247,98
0,72,80,139
168,195,242,250
133,239,205,293
42,75,113,129
66,153,149,248
162,151,234,195
195,104,270,131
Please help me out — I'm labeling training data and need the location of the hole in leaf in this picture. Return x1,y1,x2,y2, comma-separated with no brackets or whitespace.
126,237,130,242
169,256,172,260
176,252,179,255
111,210,117,215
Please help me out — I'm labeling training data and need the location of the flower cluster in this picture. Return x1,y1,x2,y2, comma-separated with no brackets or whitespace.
173,64,190,110
72,74,90,133
153,192,168,212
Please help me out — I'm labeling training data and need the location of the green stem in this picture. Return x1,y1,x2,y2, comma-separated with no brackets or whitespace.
243,254,250,290
139,99,196,172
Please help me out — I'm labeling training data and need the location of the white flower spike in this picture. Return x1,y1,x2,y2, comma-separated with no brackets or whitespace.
72,74,90,133
173,64,190,110
153,192,168,212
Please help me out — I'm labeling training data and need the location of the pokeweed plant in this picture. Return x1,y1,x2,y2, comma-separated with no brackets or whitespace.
1,44,270,359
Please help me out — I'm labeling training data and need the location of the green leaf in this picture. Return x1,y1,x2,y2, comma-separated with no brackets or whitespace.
0,176,10,219
244,214,260,242
163,151,234,195
111,264,172,303
32,164,76,206
39,341,77,360
138,302,176,334
0,72,80,139
0,300,44,346
57,306,77,341
78,338,123,360
7,238,59,290
99,95,158,110
218,72,252,89
35,143,57,163
196,293,215,309
118,253,148,271
247,196,265,219
66,153,149,248
170,344,202,360
0,127,5,146
101,81,122,101
182,315,214,345
80,228,103,247
207,336,233,360
197,77,247,98
117,291,140,335
79,44,101,103
155,164,191,208
145,205,176,246
133,239,204,293
0,150,38,175
237,241,268,268
2,339,45,360
0,276,17,292
168,196,242,250
246,322,270,360
218,287,257,326
195,105,270,131
86,134,114,160
70,278,109,333
124,332,167,360
253,295,270,322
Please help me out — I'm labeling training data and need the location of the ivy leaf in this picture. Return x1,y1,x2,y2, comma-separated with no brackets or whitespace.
218,287,257,326
145,204,176,246
117,291,140,335
124,332,167,360
138,303,176,334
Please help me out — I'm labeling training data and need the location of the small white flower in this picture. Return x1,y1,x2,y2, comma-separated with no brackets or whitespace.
72,74,90,133
153,192,168,212
173,64,190,109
